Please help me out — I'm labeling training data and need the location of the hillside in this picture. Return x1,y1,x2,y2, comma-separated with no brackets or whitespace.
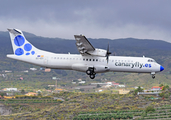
0,31,171,70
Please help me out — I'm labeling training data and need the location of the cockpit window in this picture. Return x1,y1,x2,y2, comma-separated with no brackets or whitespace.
148,59,156,62
148,59,151,62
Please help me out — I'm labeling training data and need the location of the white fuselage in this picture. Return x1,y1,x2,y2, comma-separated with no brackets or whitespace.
7,28,164,79
7,51,161,74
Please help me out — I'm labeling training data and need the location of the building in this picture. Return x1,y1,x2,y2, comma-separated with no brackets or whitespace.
72,82,76,84
30,68,37,71
151,86,163,91
106,82,115,85
4,70,12,73
46,90,52,93
48,85,55,87
4,96,15,99
21,70,28,73
103,85,112,88
118,85,125,87
54,88,65,92
25,92,37,96
78,79,82,81
98,89,103,92
113,83,119,86
91,83,108,85
19,77,23,80
79,81,85,84
3,88,17,91
118,89,130,94
45,68,51,72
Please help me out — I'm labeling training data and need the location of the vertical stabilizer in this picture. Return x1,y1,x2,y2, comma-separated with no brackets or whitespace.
8,29,38,56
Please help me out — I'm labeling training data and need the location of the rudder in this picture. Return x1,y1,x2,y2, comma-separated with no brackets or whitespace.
8,29,37,56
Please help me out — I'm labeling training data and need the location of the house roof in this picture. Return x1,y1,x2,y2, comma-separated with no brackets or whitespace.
151,86,163,89
55,88,63,91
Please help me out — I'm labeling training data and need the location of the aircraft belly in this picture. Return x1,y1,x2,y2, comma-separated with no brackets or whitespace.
48,60,72,70
72,64,88,72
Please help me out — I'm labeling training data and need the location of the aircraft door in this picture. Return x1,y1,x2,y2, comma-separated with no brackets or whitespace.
44,56,48,65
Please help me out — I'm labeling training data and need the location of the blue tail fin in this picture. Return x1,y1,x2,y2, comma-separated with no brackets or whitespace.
8,29,38,56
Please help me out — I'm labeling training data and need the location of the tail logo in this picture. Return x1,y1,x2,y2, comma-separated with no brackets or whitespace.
14,35,35,56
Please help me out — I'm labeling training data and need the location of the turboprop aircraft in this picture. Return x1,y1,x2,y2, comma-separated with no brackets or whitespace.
7,29,164,79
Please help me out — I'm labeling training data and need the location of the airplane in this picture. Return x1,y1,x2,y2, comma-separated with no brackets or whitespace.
7,29,164,79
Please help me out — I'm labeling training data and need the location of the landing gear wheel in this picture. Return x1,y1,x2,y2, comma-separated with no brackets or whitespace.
86,67,96,79
152,75,155,79
90,74,95,79
86,70,91,75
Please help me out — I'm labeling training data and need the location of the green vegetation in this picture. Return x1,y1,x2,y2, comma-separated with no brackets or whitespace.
0,91,169,119
134,86,143,95
145,106,155,113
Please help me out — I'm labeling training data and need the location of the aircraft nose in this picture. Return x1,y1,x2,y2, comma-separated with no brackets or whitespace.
160,66,164,71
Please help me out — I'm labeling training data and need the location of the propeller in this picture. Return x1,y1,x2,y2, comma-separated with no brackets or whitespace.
106,43,111,63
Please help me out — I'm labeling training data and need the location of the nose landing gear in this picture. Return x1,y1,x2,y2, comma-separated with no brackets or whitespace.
86,67,96,79
152,74,155,79
151,72,155,79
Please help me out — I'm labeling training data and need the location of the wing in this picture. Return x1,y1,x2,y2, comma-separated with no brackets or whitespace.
74,35,95,55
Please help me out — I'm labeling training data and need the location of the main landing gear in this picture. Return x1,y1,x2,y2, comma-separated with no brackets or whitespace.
86,67,96,79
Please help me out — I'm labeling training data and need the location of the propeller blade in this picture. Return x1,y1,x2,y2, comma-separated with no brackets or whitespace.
106,43,111,64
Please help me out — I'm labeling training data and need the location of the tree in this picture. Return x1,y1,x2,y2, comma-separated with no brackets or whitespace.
0,93,5,97
159,84,164,87
37,91,42,97
134,86,143,95
21,89,25,94
97,84,101,88
145,106,155,113
137,86,143,92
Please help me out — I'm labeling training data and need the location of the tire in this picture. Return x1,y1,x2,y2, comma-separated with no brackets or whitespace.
152,75,155,79
90,74,95,79
86,70,91,75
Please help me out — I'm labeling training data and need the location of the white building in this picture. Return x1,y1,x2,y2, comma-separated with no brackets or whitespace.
79,81,85,84
4,88,17,91
118,85,125,87
30,68,37,71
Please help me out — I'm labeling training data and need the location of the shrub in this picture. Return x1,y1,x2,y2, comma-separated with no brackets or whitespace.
145,106,155,113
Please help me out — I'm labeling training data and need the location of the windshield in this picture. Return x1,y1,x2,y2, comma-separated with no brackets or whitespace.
148,59,156,63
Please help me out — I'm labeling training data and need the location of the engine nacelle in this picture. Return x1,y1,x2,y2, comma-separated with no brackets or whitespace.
88,48,107,57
